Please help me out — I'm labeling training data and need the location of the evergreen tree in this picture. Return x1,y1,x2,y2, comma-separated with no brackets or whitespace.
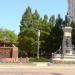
18,6,34,57
32,9,40,29
45,15,63,58
49,15,56,26
18,7,64,58
56,14,63,27
72,22,75,48
20,6,32,31
40,14,53,57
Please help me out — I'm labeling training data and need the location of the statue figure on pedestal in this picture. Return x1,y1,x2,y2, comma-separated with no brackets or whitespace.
65,13,71,26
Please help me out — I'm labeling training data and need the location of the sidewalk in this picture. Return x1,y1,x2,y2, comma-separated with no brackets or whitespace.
0,63,75,69
0,63,75,75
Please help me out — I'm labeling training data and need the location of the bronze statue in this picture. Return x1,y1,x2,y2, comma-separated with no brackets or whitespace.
65,13,71,26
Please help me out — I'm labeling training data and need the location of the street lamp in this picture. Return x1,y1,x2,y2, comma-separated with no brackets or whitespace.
37,29,40,58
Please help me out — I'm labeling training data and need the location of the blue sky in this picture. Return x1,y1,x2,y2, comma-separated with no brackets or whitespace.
0,0,67,34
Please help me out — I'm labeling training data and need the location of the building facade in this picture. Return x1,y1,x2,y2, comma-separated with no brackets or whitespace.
68,0,75,21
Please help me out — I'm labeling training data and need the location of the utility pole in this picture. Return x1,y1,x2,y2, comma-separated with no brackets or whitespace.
37,29,40,58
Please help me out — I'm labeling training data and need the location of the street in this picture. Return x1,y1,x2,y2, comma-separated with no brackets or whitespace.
0,64,74,75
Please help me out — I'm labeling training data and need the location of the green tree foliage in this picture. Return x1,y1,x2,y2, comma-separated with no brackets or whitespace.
72,29,75,47
0,28,17,43
49,15,56,26
31,10,41,55
56,14,63,27
72,22,75,47
20,6,32,31
18,6,34,55
40,14,53,55
45,14,63,57
18,6,64,58
18,28,36,53
45,26,63,54
32,9,40,29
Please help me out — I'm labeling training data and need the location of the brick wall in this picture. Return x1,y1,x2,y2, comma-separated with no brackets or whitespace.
0,47,12,58
0,46,18,62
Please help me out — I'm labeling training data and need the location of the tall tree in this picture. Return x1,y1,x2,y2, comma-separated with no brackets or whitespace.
18,8,41,57
18,6,34,56
49,15,56,26
45,26,63,57
18,7,63,58
56,14,63,27
45,15,63,58
40,14,53,57
43,14,48,24
20,6,32,31
72,22,75,48
32,9,40,28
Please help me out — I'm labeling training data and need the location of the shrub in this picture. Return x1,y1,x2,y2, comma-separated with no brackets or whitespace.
29,57,49,62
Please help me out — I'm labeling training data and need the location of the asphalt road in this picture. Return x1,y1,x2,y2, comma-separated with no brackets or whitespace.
0,64,75,75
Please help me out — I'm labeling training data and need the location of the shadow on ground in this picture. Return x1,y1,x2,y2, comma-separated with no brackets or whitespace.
51,73,63,75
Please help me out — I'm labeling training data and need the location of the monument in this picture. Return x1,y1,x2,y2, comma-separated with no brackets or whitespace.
52,14,75,63
52,0,75,63
62,13,73,56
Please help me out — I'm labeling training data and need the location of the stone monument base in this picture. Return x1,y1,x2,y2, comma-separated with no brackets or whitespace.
53,58,75,64
52,26,75,64
52,54,75,64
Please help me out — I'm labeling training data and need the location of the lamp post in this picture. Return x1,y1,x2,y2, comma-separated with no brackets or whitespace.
37,29,40,58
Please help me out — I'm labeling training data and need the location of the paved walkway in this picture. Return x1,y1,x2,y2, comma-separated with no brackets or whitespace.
0,63,75,75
